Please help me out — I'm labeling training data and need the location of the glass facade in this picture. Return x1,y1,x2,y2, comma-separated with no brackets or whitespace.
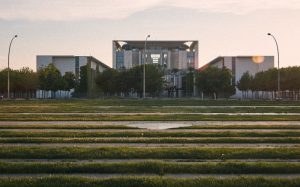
116,51,124,69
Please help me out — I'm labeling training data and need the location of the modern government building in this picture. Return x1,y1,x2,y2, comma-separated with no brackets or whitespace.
113,40,199,97
35,40,275,98
112,40,199,70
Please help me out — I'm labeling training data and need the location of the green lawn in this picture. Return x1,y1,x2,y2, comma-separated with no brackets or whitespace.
1,161,300,174
1,130,300,138
0,176,300,187
1,146,299,159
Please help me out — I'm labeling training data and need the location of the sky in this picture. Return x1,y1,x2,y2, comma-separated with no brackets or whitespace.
0,0,299,70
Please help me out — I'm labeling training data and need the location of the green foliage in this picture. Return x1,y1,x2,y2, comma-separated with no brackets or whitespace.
237,71,252,92
95,68,119,95
62,72,77,91
95,64,164,97
196,67,235,98
73,65,88,97
0,67,38,98
241,66,300,92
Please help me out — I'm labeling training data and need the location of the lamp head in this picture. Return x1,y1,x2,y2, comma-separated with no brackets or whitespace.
267,33,271,36
14,35,18,38
147,35,150,38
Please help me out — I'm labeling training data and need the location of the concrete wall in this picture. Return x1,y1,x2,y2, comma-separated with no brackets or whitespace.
124,51,133,69
179,51,187,70
235,56,274,84
36,56,52,70
52,57,76,75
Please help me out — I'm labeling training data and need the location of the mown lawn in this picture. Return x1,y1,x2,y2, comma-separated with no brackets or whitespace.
0,176,300,187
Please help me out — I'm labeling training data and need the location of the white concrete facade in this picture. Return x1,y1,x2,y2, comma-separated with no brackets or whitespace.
36,55,109,98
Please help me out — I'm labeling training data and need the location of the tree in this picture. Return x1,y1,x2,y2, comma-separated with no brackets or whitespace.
95,69,119,96
95,64,164,97
237,71,252,98
37,63,62,98
0,67,38,98
62,72,77,91
196,66,235,99
74,65,87,97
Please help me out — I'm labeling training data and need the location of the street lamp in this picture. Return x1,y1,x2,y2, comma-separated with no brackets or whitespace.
7,35,18,99
267,33,280,98
143,35,150,98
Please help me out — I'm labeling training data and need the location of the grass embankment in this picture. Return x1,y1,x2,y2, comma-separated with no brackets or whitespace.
1,161,300,174
0,176,300,187
2,106,300,113
1,130,300,138
0,125,139,129
1,137,300,144
2,124,300,130
174,125,300,129
1,99,300,118
1,114,300,121
0,147,299,159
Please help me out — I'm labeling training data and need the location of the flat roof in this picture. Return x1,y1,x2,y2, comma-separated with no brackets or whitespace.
114,40,198,49
198,56,274,71
37,55,110,69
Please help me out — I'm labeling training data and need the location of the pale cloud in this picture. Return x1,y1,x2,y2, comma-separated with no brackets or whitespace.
167,0,300,14
0,0,162,21
0,0,299,21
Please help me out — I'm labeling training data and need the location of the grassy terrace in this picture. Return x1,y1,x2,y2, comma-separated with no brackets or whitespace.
1,124,300,129
0,124,140,129
1,146,299,159
1,114,300,121
0,99,300,113
2,137,300,144
1,130,300,138
1,176,300,187
1,161,300,174
1,99,300,186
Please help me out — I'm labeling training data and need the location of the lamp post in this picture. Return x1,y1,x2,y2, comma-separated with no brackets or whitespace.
267,33,280,98
143,35,150,98
7,35,18,99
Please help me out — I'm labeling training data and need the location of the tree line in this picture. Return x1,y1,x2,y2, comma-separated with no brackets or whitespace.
1,63,300,99
95,64,164,97
0,64,77,99
237,66,300,99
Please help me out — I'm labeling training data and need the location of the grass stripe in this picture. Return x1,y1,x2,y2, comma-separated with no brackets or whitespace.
1,131,300,138
0,176,300,187
1,137,300,144
0,147,299,159
1,161,300,174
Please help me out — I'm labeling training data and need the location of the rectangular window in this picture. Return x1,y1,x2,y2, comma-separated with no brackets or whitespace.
116,52,124,69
